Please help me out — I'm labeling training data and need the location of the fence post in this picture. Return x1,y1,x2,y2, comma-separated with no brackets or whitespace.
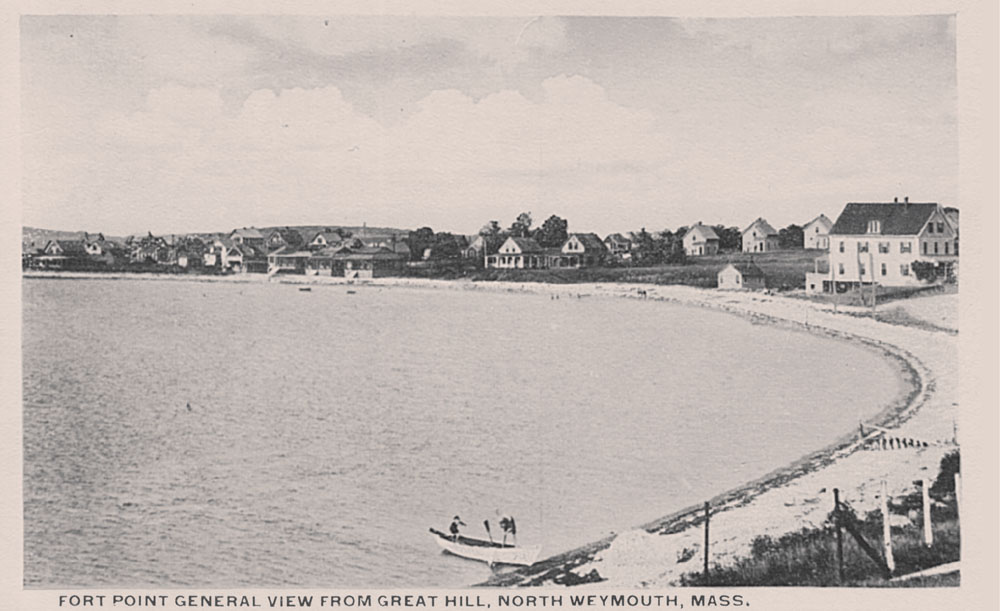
880,480,895,573
921,478,933,546
703,502,710,581
833,488,844,584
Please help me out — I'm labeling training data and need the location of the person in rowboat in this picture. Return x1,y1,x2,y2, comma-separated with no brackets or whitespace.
495,510,517,545
449,516,466,541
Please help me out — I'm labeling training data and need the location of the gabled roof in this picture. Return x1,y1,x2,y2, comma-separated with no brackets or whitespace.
684,223,719,242
506,236,543,253
803,214,833,230
330,246,406,261
604,233,632,244
829,203,940,236
231,227,264,239
743,218,778,236
309,231,343,244
54,240,88,256
723,261,766,278
568,233,607,252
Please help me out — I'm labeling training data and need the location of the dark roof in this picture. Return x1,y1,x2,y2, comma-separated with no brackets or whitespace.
331,246,405,261
725,261,766,278
570,233,607,252
54,240,88,256
743,218,778,236
509,236,543,253
684,223,719,242
829,203,939,236
804,214,833,229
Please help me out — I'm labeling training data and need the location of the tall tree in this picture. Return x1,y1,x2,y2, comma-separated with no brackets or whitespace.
713,225,742,252
407,227,435,261
430,232,462,259
509,212,533,238
778,224,804,249
534,214,569,247
479,220,506,254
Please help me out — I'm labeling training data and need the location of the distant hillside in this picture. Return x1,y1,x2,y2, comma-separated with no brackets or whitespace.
22,227,126,249
259,225,410,239
22,224,411,250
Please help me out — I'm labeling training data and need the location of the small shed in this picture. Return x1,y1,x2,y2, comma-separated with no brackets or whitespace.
717,262,766,290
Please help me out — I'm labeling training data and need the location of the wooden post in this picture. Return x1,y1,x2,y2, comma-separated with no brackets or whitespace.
703,502,710,581
922,478,933,546
834,488,844,584
954,473,962,526
880,480,894,573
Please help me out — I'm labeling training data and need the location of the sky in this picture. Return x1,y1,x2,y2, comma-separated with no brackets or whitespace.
19,14,957,237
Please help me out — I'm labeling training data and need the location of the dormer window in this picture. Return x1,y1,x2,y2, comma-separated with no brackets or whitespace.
866,220,881,234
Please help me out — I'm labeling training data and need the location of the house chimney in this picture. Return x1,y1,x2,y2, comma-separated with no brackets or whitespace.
894,197,898,203
904,196,909,204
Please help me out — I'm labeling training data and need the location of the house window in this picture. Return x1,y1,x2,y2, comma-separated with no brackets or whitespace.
944,242,949,254
881,263,887,276
878,242,889,253
839,241,845,253
936,222,944,233
857,242,869,253
954,240,959,255
923,242,928,254
934,242,939,254
838,263,844,275
900,242,912,253
867,220,881,233
927,223,934,234
900,264,910,276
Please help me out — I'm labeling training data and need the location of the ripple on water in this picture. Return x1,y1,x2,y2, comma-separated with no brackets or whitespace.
22,278,904,587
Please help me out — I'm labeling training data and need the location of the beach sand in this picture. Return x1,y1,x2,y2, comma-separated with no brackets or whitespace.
23,271,958,586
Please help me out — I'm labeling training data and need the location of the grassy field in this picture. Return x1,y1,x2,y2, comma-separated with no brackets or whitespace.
403,250,824,290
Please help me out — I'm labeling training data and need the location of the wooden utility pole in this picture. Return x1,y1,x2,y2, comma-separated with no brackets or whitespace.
922,478,934,546
833,488,844,584
954,472,962,526
880,480,895,573
703,502,710,581
869,251,877,314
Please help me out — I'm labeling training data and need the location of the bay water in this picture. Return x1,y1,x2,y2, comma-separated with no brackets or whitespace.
22,278,902,587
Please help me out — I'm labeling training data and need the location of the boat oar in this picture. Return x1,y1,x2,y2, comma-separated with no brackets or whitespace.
483,520,494,544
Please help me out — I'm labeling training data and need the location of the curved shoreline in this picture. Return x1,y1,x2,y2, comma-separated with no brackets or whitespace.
22,271,956,587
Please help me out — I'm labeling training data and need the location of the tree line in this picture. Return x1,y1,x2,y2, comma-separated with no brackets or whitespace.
406,214,810,263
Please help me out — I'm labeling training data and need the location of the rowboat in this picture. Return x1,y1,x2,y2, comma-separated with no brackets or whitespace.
429,528,541,567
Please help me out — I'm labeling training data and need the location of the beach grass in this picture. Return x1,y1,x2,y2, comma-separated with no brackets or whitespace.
680,451,961,587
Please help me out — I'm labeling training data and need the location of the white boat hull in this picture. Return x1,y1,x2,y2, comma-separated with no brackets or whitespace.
430,530,541,566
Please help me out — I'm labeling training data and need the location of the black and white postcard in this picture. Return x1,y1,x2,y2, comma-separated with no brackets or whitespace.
2,2,997,610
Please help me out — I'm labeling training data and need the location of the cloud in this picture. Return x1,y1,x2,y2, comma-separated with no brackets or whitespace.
235,16,568,74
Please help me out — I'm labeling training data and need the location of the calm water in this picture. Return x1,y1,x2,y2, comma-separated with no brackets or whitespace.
23,278,902,587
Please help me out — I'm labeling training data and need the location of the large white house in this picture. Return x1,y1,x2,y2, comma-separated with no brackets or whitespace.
682,223,720,256
742,218,780,253
803,214,833,250
486,236,546,269
806,199,958,293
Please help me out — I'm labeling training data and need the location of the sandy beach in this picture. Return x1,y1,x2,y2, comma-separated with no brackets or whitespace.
22,271,958,586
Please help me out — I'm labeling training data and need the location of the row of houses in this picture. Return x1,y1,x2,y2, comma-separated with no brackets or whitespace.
715,200,958,293
24,198,959,290
23,227,412,277
482,233,609,269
